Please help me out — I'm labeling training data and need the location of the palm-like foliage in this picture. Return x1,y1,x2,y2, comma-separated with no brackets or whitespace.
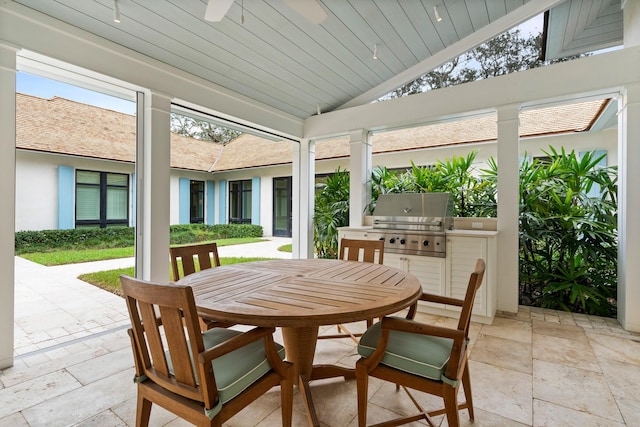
314,168,350,258
315,147,618,317
517,148,617,316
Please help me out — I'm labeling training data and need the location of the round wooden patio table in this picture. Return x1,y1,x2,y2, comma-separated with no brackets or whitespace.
178,258,422,426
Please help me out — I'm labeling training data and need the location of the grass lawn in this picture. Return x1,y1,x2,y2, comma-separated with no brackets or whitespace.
79,257,276,297
278,243,292,252
20,237,266,266
19,237,291,297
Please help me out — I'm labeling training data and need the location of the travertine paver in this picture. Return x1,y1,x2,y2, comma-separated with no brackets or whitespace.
2,238,640,426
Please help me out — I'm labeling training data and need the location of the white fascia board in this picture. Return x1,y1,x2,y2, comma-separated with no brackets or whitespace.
304,45,640,140
0,2,304,140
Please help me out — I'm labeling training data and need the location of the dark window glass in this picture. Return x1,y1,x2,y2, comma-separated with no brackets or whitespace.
229,179,252,224
76,170,128,228
190,180,204,223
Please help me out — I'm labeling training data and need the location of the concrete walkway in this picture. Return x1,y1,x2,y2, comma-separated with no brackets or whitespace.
12,237,292,359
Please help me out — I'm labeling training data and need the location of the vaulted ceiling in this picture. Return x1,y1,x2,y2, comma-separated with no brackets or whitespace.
13,0,624,120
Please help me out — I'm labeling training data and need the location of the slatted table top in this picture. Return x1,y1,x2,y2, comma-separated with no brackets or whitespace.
178,259,422,328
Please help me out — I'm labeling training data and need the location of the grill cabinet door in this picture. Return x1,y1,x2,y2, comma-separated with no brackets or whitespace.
384,253,446,309
446,236,487,315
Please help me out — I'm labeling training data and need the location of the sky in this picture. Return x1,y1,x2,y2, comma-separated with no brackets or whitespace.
15,13,545,116
16,72,136,115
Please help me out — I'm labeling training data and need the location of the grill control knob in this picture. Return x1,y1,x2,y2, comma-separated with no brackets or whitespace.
400,239,406,244
423,240,430,246
389,238,396,244
378,237,385,241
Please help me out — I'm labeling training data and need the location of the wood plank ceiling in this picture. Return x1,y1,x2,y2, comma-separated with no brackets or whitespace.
13,0,624,120
545,0,623,59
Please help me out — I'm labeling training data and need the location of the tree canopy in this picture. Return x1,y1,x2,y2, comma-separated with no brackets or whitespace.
380,29,584,100
170,113,242,144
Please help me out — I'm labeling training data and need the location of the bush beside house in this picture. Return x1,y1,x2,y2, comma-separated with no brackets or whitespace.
15,224,263,254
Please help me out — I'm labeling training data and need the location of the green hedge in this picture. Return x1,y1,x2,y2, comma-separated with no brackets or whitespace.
15,224,263,254
169,224,263,244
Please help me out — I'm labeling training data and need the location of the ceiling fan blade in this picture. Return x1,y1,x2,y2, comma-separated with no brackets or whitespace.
283,0,327,25
204,0,235,22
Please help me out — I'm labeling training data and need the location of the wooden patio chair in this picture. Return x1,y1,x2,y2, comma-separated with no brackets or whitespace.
170,242,225,331
355,258,485,427
121,275,294,427
170,242,221,280
318,238,385,344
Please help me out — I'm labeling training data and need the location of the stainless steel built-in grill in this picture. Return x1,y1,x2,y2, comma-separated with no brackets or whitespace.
368,193,453,258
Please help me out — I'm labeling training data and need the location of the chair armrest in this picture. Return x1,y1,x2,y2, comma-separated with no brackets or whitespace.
197,327,276,365
359,317,469,381
359,316,467,374
419,292,464,307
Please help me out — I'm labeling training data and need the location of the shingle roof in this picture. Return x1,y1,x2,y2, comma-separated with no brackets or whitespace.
16,94,221,172
16,93,607,172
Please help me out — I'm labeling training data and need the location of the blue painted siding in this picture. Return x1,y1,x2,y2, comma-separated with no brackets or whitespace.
179,177,190,224
251,177,260,225
218,180,227,223
57,165,75,229
206,180,215,224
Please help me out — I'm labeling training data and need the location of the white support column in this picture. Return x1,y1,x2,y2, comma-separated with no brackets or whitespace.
138,91,171,282
496,105,521,313
0,43,17,369
348,129,372,226
623,0,640,47
292,139,315,259
617,83,640,332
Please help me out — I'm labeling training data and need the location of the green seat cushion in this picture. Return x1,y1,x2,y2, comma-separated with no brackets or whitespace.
167,328,285,406
358,319,454,384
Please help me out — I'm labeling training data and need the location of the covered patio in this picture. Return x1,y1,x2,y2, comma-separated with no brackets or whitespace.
2,0,640,424
3,248,640,426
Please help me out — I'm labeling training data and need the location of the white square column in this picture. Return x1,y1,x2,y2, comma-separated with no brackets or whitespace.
137,91,171,282
0,43,17,369
617,83,640,332
623,0,640,47
292,139,315,259
349,129,372,226
496,105,521,313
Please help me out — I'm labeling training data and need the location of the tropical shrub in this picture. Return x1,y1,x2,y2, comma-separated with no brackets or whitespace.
314,168,350,258
513,148,617,316
370,151,497,217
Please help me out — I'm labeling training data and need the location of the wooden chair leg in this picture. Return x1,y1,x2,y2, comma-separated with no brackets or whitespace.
443,384,460,427
136,393,152,427
280,377,293,427
461,361,474,421
356,365,369,427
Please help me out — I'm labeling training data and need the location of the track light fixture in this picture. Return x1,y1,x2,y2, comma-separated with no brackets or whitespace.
434,5,442,23
373,43,378,60
113,0,121,23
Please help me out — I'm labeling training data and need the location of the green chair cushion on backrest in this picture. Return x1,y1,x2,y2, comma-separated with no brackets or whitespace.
358,319,455,385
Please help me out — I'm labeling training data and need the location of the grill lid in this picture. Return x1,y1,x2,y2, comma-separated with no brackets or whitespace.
372,193,453,231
